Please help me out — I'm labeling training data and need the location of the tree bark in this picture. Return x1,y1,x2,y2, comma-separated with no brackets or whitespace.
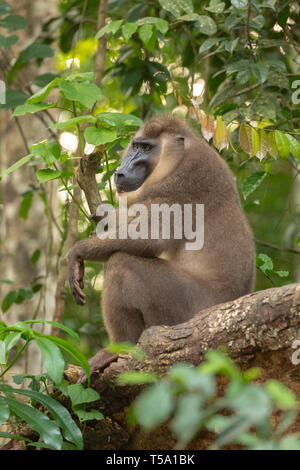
63,282,300,450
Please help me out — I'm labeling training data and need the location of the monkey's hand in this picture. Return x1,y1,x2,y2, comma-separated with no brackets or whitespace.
68,251,86,305
77,350,118,384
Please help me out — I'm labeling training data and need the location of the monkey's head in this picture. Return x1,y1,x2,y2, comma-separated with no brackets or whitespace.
114,117,188,195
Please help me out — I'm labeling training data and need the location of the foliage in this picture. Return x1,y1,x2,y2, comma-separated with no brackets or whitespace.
121,350,300,450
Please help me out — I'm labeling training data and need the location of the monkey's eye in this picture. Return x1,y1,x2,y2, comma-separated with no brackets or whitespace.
141,143,152,152
132,143,139,151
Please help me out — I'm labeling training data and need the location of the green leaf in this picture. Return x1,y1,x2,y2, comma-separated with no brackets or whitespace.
158,0,181,17
42,336,90,378
133,380,174,430
4,332,22,353
5,397,62,450
12,101,57,117
275,130,290,158
51,115,96,129
136,17,168,34
170,394,203,445
1,290,18,313
59,80,101,109
242,172,267,200
199,37,222,54
67,384,100,406
74,408,104,423
251,62,268,83
229,384,272,425
256,253,273,274
35,337,65,385
0,1,11,15
138,24,156,52
196,15,217,35
107,341,145,360
122,22,138,40
11,388,83,449
84,127,117,146
31,141,60,166
19,192,33,220
27,77,61,104
36,169,62,183
236,69,251,85
285,134,300,160
0,89,29,109
117,371,158,385
177,0,194,13
231,0,247,8
97,112,143,128
26,320,80,343
0,33,18,49
0,341,6,363
205,2,225,13
34,73,60,88
168,364,215,397
0,397,10,426
265,380,297,409
20,43,54,62
95,19,123,39
0,14,27,30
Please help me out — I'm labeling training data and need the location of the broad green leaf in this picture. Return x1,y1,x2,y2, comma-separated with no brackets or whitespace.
168,364,215,397
178,13,201,22
12,101,57,117
117,371,158,385
34,73,60,88
59,80,101,109
256,253,273,274
213,116,229,151
0,33,18,49
199,37,222,54
136,17,168,34
31,141,60,166
0,341,6,363
177,0,194,13
196,15,217,35
5,397,62,450
97,112,143,128
242,172,267,200
0,397,9,426
74,408,104,423
231,0,247,8
227,59,251,74
95,19,123,39
27,320,80,343
285,134,300,160
27,77,61,104
0,89,29,109
275,130,290,158
251,128,260,157
1,290,17,313
11,388,83,449
20,43,54,62
256,129,269,160
229,383,272,425
0,1,11,15
4,332,21,353
267,131,278,158
35,337,65,385
205,2,225,13
158,0,181,17
19,191,33,220
199,350,241,379
133,380,174,430
43,336,90,378
51,115,96,129
36,169,62,183
67,384,100,406
236,69,251,85
251,62,268,83
138,24,156,52
84,126,117,146
265,380,297,409
170,394,203,444
107,342,145,360
122,22,138,40
0,14,27,30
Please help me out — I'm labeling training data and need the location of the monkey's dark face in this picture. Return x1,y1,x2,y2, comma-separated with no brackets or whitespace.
114,139,159,193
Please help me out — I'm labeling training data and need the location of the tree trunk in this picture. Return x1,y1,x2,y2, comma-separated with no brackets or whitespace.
63,282,300,450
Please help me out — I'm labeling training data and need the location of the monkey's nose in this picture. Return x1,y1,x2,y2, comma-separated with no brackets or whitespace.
114,171,125,182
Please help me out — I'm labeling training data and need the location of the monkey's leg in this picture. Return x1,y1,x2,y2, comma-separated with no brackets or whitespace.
102,252,214,341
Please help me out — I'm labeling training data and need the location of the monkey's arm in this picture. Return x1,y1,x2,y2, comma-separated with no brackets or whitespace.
68,204,180,304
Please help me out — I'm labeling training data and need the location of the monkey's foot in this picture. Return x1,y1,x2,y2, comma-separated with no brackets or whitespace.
77,349,118,384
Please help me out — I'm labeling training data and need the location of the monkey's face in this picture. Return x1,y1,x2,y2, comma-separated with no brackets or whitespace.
114,139,159,194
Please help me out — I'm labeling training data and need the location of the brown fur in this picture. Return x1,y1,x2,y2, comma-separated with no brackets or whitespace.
69,117,255,373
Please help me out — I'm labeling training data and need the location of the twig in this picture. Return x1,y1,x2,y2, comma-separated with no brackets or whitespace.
255,239,300,256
